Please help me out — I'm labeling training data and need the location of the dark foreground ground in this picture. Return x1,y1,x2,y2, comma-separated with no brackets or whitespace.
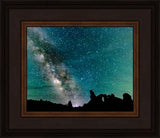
27,90,133,111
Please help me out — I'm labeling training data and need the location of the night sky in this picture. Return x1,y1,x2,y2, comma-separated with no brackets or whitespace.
27,26,133,107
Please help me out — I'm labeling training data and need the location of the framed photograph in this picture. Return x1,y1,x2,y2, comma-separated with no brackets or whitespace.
0,0,159,137
21,21,139,117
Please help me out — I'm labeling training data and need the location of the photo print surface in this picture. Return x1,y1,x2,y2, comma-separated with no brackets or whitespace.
27,26,133,111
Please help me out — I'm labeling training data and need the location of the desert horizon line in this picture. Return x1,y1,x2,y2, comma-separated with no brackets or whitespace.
27,90,133,108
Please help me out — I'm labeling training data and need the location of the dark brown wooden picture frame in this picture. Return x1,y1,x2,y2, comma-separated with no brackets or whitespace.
0,0,160,137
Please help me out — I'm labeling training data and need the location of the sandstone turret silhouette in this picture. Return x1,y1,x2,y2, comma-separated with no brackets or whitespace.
68,101,73,108
90,90,96,100
27,90,133,111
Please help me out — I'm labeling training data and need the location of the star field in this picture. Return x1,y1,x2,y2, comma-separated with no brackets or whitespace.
27,26,133,106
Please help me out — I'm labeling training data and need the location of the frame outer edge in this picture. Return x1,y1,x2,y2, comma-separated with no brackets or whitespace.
152,1,159,136
0,0,2,136
3,0,10,136
156,1,160,136
1,0,160,137
158,1,160,137
0,0,6,137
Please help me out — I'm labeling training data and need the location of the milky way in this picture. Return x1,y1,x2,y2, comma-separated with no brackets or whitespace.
27,26,133,107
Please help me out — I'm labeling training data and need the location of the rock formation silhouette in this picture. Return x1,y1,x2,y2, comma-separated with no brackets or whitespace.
68,101,73,108
27,90,133,111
